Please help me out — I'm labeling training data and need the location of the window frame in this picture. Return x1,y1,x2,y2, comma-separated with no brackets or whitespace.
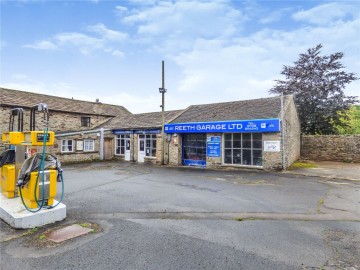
223,133,263,167
81,116,91,127
61,139,74,153
145,134,157,157
115,134,130,155
83,139,95,152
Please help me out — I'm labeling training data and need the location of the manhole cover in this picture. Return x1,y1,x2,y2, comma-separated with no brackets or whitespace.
47,224,92,243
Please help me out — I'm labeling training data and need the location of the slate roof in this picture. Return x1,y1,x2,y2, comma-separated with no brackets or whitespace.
105,110,184,130
0,88,131,117
170,96,292,123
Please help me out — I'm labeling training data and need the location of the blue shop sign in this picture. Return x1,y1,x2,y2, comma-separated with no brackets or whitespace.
207,136,221,157
164,119,280,133
113,129,160,135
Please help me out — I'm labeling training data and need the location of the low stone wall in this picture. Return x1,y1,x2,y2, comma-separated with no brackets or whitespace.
301,135,360,163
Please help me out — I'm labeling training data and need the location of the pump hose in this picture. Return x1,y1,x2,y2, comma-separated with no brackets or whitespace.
19,128,48,213
33,127,48,208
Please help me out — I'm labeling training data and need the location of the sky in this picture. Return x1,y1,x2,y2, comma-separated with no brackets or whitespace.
0,0,359,113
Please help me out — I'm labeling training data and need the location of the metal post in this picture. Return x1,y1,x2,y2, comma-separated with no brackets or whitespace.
159,61,167,165
161,61,165,165
100,128,104,160
281,94,286,170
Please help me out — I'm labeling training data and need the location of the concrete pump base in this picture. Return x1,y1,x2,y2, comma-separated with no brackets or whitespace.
0,194,66,229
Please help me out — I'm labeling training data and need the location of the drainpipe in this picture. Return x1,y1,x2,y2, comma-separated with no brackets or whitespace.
281,94,286,170
100,128,104,160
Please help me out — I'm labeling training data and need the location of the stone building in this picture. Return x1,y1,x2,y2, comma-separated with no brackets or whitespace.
105,110,184,164
0,88,131,162
1,88,301,170
164,95,301,170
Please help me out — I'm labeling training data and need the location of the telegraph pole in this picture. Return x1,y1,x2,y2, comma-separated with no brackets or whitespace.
159,61,167,165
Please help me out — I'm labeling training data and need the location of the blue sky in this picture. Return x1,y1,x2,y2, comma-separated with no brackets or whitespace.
1,0,359,113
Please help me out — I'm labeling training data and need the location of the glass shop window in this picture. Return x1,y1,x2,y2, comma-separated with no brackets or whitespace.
115,134,130,155
224,133,262,166
145,134,157,157
183,133,206,161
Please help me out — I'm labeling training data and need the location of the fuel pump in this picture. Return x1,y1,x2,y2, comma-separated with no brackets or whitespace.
0,108,25,198
15,104,64,212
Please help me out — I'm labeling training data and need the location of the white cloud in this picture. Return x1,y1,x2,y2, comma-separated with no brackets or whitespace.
292,2,358,25
170,15,360,103
24,24,127,56
111,50,124,58
87,23,128,41
24,40,57,50
115,6,128,12
121,1,244,51
260,7,292,24
53,32,103,54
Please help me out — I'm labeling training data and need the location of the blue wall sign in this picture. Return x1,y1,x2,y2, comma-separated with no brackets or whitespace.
113,129,160,135
183,159,206,167
207,136,221,157
164,119,280,134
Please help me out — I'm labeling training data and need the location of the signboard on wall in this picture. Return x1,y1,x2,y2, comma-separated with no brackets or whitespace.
207,136,221,157
264,141,281,152
76,140,84,151
164,119,280,134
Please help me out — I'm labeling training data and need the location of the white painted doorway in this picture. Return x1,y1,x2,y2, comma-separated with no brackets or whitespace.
138,135,145,162
125,138,131,161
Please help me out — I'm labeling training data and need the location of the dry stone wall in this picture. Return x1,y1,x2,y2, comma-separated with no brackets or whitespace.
301,135,360,163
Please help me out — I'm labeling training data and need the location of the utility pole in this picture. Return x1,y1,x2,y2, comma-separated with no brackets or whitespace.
159,61,167,165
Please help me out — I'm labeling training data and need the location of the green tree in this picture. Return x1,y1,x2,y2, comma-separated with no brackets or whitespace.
335,105,360,134
270,44,358,134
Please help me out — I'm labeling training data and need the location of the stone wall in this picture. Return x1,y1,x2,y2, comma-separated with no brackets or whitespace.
262,133,283,170
52,133,101,163
301,135,360,163
169,134,182,166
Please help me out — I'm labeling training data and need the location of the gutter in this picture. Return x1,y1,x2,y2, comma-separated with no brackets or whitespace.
55,128,111,137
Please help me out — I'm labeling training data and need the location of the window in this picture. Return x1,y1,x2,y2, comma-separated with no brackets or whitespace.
224,133,262,166
183,134,206,161
84,140,94,152
145,134,157,157
81,117,91,127
115,134,130,155
61,140,74,152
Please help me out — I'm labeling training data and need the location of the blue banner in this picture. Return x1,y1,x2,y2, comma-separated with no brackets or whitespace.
183,159,206,167
207,136,221,157
113,129,161,135
164,119,280,133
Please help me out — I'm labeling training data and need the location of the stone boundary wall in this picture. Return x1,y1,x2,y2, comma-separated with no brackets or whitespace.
301,135,360,163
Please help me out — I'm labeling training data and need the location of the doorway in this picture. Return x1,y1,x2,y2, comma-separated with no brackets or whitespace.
138,135,145,162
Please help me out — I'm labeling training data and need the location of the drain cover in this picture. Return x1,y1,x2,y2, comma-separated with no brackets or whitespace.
47,224,92,243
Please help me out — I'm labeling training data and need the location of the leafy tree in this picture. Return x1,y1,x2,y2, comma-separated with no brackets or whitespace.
269,44,358,134
335,105,360,134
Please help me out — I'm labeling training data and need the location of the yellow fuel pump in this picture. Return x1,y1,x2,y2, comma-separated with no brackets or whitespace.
0,108,25,198
0,149,15,198
16,103,64,212
0,103,64,212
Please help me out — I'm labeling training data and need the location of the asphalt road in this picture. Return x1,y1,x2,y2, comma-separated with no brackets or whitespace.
1,162,359,270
